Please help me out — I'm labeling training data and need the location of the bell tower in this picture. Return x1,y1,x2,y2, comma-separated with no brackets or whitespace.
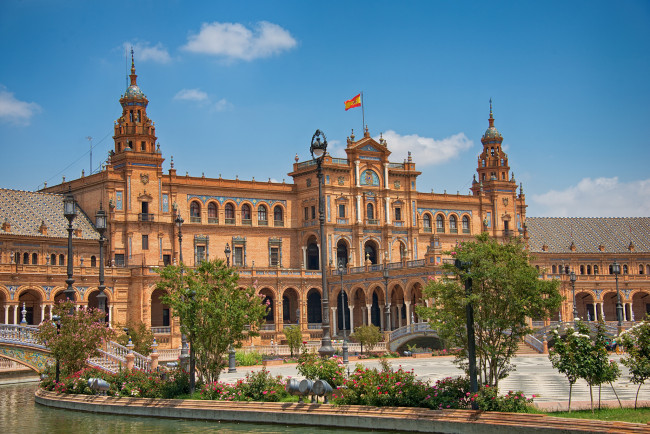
472,99,511,187
110,49,162,168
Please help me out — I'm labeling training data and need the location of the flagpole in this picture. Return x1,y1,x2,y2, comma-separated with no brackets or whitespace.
361,91,365,132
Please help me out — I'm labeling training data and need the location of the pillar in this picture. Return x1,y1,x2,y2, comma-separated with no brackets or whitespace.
397,304,403,328
332,307,337,336
599,303,605,321
404,301,411,326
150,352,159,371
40,304,45,324
49,304,53,320
13,305,18,324
109,305,113,327
348,304,355,332
366,304,372,326
3,305,8,324
379,306,385,331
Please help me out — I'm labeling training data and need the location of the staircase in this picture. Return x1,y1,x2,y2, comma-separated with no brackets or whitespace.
516,340,541,355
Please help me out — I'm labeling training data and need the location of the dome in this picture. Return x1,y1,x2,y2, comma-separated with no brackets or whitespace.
125,84,145,99
483,126,502,140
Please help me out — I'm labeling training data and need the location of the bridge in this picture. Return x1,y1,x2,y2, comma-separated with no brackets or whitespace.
388,322,440,352
0,324,178,373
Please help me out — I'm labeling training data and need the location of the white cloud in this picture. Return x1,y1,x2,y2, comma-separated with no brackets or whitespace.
123,41,171,64
173,89,209,102
182,21,297,61
213,98,233,112
531,177,650,217
377,130,474,166
0,86,41,126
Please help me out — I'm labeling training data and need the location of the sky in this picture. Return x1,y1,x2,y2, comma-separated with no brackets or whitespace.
0,0,648,217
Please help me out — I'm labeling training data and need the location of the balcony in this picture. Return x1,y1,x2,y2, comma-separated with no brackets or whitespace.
393,221,404,227
366,219,379,225
190,216,201,223
151,326,171,334
242,219,252,226
258,219,268,226
208,217,218,224
463,228,470,234
274,220,284,227
450,228,458,234
337,218,349,225
436,227,445,233
138,213,154,222
225,218,235,225
423,226,432,233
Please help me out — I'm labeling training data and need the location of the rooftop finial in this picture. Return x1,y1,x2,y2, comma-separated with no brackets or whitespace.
488,98,494,128
131,48,135,74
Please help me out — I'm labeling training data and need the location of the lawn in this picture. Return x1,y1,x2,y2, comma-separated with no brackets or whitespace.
546,407,650,424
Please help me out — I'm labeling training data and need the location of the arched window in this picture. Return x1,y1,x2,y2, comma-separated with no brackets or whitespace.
23,252,29,264
594,265,599,275
580,265,585,275
59,254,65,265
225,203,235,224
274,205,284,226
241,204,252,223
640,265,645,275
552,265,557,274
32,253,38,264
258,205,268,225
449,215,458,233
366,203,374,220
436,214,445,233
623,264,628,274
423,214,432,232
50,253,56,265
462,215,470,233
190,201,201,223
208,202,218,223
587,264,592,275
91,256,97,267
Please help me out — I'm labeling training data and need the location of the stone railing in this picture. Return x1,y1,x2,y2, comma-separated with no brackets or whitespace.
0,324,44,348
389,322,434,341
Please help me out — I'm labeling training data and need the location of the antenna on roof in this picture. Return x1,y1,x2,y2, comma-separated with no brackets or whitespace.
125,47,129,90
87,136,93,175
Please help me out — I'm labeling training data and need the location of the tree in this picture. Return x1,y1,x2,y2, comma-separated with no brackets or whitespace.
418,233,562,388
283,325,302,357
620,315,650,409
37,300,115,376
350,324,381,354
116,320,155,356
156,259,267,383
584,321,621,411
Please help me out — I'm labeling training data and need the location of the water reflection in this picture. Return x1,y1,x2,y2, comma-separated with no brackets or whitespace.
0,383,390,433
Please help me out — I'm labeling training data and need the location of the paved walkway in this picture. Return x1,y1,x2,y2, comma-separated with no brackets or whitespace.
217,354,650,411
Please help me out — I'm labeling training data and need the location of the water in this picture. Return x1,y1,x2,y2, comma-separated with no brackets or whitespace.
0,383,377,433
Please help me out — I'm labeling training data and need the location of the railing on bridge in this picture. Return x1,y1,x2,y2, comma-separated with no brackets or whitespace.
524,334,544,353
389,322,434,342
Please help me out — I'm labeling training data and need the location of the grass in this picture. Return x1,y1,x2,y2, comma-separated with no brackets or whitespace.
545,407,650,424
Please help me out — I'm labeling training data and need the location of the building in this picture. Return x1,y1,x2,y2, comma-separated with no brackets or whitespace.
1,54,648,349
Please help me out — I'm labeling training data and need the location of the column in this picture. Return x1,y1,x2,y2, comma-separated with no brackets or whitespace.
366,304,372,326
348,304,355,332
3,305,8,324
331,307,337,336
599,303,605,321
361,306,366,325
385,196,391,225
631,303,635,322
108,305,113,327
356,195,362,223
40,304,45,324
397,304,404,328
49,304,53,320
379,306,385,331
301,247,307,269
355,161,360,187
13,305,18,324
404,301,411,326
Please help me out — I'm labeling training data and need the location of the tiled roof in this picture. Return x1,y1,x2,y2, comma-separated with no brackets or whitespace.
526,217,650,254
0,189,99,240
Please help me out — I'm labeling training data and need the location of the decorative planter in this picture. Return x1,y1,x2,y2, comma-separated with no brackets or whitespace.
262,359,284,366
413,353,432,358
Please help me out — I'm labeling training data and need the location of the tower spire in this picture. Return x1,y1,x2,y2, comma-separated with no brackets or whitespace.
129,48,137,86
488,98,494,128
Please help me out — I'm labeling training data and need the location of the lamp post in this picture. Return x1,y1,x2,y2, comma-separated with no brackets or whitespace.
63,190,77,312
224,243,231,267
95,205,107,323
383,266,391,332
311,130,335,357
338,259,349,364
52,314,61,383
225,243,236,372
570,271,578,321
612,260,623,327
175,214,190,379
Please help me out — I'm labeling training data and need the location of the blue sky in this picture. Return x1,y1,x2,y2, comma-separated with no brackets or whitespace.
1,0,648,217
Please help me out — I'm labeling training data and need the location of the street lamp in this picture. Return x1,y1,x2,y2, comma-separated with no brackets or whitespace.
311,129,335,357
175,214,184,265
63,190,77,309
224,243,231,267
338,259,349,364
52,314,61,383
612,260,623,327
95,204,107,323
570,271,578,321
175,214,190,380
383,266,391,332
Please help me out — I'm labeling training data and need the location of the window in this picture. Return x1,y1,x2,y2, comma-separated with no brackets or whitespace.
449,215,458,233
623,264,628,274
436,214,445,233
641,265,645,275
594,265,599,275
207,202,218,223
31,253,38,264
59,254,65,265
311,206,316,220
338,204,345,218
140,141,146,151
162,309,170,327
242,204,251,220
366,203,374,220
234,247,244,266
552,265,557,274
50,254,56,265
462,215,470,233
163,254,171,266
274,205,284,227
423,214,432,231
116,191,123,211
258,205,268,225
23,252,29,264
195,245,206,264
304,207,309,220
190,202,201,223
115,254,125,267
91,256,97,267
270,247,279,267
580,265,584,275
225,203,235,224
142,235,149,250
587,265,592,275
269,237,282,267
394,207,402,221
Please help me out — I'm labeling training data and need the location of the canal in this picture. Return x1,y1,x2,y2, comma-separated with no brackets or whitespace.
0,382,393,433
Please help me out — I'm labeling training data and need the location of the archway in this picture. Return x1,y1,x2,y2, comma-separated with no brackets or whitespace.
151,288,170,327
390,284,406,329
336,239,349,267
350,287,365,329
18,289,43,325
370,290,382,328
259,288,275,325
306,236,319,270
336,288,350,334
632,291,650,321
0,291,6,324
87,290,109,322
575,291,595,321
306,288,322,324
602,292,619,322
409,282,424,323
282,287,300,324
364,240,378,265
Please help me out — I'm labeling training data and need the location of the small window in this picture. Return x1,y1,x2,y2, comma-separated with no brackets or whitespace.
580,265,584,275
366,203,374,220
338,204,345,219
195,245,206,264
311,206,316,220
623,264,628,274
258,205,268,222
23,252,29,264
304,207,309,220
587,265,592,275
50,253,56,265
208,202,218,223
225,203,235,223
462,215,470,233
449,215,458,233
163,254,171,266
594,265,599,275
394,207,402,221
274,206,283,222
140,141,146,151
234,246,244,266
59,254,65,265
91,256,97,267
423,214,431,229
190,202,201,223
142,235,149,250
640,265,645,275
436,214,445,232
115,254,125,267
270,247,279,267
32,253,38,264
242,204,251,220
162,309,170,327
552,265,557,274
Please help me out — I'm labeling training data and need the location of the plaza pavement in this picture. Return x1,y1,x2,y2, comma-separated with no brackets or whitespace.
217,354,650,412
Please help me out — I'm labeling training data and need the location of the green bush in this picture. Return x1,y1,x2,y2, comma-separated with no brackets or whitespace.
199,368,288,402
474,386,536,412
236,350,262,366
297,351,345,387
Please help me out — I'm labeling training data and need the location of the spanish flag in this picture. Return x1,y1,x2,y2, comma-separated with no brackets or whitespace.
345,93,361,111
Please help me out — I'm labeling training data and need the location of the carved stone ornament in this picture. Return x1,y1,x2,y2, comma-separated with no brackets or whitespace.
394,180,401,189
140,173,149,185
306,178,312,187
338,176,345,186
502,197,508,206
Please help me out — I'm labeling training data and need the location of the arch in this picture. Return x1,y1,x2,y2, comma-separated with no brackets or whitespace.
632,291,650,321
190,201,201,222
257,204,268,224
17,289,44,325
207,202,218,223
390,239,407,262
349,286,366,329
273,205,284,225
150,288,170,327
461,215,470,233
306,235,320,270
259,287,275,324
0,290,7,324
552,265,557,274
436,214,445,233
281,287,300,324
364,240,378,264
87,289,110,321
449,215,458,233
31,253,38,265
602,291,620,322
59,254,65,266
241,203,252,221
366,202,374,220
335,287,351,334
336,238,349,267
306,288,322,324
224,202,235,223
389,283,406,330
370,289,382,328
422,213,432,231
575,291,596,321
